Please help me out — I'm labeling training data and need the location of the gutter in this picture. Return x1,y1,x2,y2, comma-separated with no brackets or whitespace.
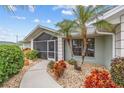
95,30,115,58
87,6,124,26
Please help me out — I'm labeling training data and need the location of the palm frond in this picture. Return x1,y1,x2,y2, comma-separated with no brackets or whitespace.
111,23,120,32
3,5,35,14
73,5,85,24
83,6,96,22
56,19,74,37
94,20,115,32
73,5,98,25
3,5,16,14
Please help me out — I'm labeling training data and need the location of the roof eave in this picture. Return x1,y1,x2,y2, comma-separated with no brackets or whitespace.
87,6,124,26
23,25,58,42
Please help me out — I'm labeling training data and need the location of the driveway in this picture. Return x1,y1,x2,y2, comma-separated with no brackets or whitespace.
20,60,62,88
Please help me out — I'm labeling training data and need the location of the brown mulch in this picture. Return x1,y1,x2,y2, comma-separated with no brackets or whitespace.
0,60,40,88
48,62,107,88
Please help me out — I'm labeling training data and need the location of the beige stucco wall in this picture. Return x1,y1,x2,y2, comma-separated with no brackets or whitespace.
23,35,112,69
104,36,112,69
64,36,112,69
95,36,105,66
23,42,31,49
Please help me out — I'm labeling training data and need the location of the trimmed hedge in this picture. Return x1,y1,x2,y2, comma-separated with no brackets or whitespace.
25,50,38,60
110,57,124,87
0,45,24,83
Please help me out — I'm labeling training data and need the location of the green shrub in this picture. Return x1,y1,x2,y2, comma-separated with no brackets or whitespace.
25,50,38,60
47,60,55,69
68,58,77,65
110,57,124,87
0,45,24,83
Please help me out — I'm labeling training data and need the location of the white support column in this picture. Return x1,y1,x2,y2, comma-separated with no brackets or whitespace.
115,15,124,57
57,37,64,60
31,39,33,50
120,16,124,56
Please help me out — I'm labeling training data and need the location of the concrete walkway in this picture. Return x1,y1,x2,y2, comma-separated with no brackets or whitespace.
20,60,62,88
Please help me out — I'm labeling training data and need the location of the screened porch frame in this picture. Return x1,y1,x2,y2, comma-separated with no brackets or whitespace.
33,40,56,61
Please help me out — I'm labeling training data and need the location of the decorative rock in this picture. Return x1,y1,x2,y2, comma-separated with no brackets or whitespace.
48,62,107,88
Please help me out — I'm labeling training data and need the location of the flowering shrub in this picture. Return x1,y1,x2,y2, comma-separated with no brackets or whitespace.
58,60,66,68
110,57,124,87
53,60,66,80
84,69,117,88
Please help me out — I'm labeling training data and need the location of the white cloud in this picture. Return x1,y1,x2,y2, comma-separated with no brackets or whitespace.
0,28,16,42
46,19,51,23
13,16,26,20
53,5,74,16
61,10,73,15
28,5,35,12
33,19,40,23
53,5,76,10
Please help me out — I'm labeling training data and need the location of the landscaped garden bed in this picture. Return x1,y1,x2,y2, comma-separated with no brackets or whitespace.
47,60,121,88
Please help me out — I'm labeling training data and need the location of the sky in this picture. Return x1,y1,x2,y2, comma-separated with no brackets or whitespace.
0,5,75,42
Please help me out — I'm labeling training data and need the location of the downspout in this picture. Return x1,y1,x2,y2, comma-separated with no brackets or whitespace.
95,30,115,58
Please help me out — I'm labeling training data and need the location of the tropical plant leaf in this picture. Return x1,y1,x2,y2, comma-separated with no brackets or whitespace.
94,20,116,32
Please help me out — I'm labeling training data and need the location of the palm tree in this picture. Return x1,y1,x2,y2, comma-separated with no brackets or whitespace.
73,5,118,65
3,5,16,12
56,19,74,58
2,5,35,13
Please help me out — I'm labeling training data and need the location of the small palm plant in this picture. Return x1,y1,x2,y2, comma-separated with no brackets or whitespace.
56,19,74,58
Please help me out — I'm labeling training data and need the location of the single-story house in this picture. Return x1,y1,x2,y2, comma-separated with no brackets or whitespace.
23,6,124,69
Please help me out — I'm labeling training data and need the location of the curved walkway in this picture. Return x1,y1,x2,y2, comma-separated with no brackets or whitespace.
20,60,62,88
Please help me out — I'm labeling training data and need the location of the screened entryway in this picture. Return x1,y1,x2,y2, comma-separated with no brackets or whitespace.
33,32,58,61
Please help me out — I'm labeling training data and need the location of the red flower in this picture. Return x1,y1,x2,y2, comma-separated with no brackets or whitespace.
53,60,66,80
84,69,117,88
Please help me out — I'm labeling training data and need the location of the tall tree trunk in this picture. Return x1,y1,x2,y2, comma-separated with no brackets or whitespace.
81,28,87,65
66,36,73,58
70,38,74,58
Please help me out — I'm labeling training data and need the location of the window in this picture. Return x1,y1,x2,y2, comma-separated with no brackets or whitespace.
72,39,82,56
86,38,95,57
72,38,95,57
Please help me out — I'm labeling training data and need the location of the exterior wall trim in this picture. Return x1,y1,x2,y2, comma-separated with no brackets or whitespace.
31,39,33,50
57,37,64,60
